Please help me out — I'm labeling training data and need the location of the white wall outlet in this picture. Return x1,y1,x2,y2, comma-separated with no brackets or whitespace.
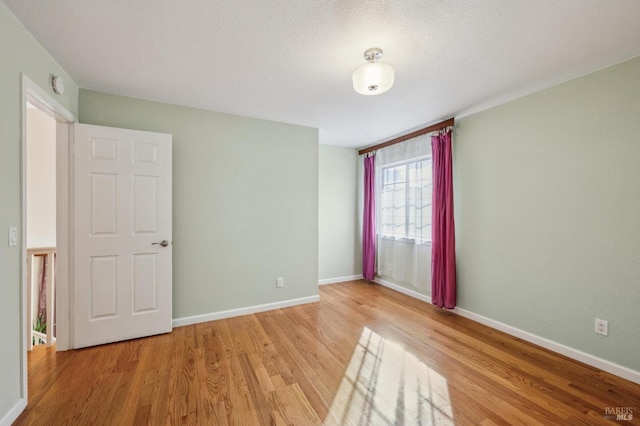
595,319,608,336
8,226,17,247
276,277,284,288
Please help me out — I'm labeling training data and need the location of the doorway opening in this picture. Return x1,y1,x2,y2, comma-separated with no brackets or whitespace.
25,103,57,351
20,74,75,408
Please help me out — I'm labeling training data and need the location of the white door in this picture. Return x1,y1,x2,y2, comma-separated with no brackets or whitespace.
73,123,172,348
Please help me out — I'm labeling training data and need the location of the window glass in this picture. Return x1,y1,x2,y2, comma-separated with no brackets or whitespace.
379,157,432,242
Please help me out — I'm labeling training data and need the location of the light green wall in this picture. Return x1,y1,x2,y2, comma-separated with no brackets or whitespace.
318,145,361,280
0,3,79,420
455,56,640,372
79,90,319,319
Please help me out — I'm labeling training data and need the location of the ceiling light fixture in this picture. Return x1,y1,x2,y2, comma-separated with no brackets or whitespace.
352,47,395,96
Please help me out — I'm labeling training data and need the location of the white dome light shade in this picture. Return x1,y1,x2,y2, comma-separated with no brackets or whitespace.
352,62,395,95
352,48,395,95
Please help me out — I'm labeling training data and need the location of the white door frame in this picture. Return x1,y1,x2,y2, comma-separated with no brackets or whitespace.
19,74,76,406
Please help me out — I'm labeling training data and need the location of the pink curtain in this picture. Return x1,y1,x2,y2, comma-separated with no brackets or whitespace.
431,129,456,308
363,154,376,280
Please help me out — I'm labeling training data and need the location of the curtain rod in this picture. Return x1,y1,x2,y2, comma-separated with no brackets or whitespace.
358,117,455,156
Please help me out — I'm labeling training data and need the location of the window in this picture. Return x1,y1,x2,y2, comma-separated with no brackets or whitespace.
379,156,432,243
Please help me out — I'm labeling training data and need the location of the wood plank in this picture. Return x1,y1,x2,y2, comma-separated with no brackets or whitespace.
15,280,640,425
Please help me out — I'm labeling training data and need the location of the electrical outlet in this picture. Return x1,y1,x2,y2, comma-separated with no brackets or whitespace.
276,277,284,288
595,319,608,336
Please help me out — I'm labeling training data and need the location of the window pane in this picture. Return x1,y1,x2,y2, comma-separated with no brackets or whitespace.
379,158,432,242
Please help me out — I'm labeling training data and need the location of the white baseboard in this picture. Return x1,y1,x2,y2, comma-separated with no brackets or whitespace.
0,398,26,426
172,295,320,328
374,278,431,303
371,278,640,385
453,307,640,385
318,275,362,285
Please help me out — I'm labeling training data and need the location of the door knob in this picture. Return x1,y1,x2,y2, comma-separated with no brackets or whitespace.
152,240,169,247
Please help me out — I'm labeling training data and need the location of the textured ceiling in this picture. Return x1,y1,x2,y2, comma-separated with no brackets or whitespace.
5,0,640,148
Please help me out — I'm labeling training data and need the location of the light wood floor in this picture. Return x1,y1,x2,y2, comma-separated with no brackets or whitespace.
16,280,640,425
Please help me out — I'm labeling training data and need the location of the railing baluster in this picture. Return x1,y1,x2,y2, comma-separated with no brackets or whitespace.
27,247,57,349
27,253,34,352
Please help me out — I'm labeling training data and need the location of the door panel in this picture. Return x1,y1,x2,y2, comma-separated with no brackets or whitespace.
133,253,158,313
90,256,117,318
73,123,172,349
133,176,157,233
90,173,117,235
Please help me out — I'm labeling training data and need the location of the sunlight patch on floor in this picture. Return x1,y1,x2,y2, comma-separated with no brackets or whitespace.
325,327,453,426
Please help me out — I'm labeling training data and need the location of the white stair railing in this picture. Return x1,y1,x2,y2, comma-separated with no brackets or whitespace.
26,247,56,350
